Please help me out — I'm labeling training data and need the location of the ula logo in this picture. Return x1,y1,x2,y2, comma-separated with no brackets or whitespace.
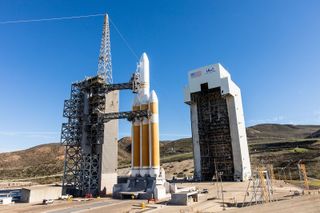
205,67,215,73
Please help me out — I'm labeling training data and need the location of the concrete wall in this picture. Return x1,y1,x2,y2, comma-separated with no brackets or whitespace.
100,90,119,195
190,103,202,180
226,91,251,180
21,185,62,203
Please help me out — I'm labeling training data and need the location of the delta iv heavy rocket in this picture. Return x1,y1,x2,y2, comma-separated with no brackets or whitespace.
113,53,166,199
132,53,160,178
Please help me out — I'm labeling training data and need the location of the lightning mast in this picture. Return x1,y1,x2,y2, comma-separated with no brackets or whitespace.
97,14,113,84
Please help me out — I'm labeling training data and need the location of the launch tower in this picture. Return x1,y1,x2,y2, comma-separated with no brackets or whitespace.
60,14,165,198
60,15,144,196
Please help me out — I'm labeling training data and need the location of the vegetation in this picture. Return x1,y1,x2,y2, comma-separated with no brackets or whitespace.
0,124,319,184
161,152,193,163
286,179,320,190
289,147,309,153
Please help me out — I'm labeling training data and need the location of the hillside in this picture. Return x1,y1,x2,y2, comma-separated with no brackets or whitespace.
246,124,320,142
0,143,64,180
118,137,132,166
307,129,320,139
0,124,319,182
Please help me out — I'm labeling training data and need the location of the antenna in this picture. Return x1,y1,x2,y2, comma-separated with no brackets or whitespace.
97,14,112,84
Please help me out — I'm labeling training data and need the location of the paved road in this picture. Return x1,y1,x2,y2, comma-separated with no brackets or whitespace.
0,199,132,213
226,195,320,213
46,200,124,213
1,181,317,213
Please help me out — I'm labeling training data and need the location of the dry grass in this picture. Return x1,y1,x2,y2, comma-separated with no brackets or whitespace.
0,124,319,183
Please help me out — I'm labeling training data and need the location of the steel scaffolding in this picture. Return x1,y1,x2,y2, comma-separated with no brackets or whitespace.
97,14,113,84
60,75,144,196
191,88,234,181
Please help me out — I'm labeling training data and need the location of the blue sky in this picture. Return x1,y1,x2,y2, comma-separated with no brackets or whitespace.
0,0,320,152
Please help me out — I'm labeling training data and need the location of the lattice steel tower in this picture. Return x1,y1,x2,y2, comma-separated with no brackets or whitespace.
61,13,143,197
61,14,116,197
97,14,112,84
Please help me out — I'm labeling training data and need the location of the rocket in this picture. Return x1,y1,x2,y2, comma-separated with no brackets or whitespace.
132,53,160,177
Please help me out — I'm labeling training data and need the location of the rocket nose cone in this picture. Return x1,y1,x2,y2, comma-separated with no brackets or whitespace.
141,52,149,64
150,90,158,102
138,52,149,71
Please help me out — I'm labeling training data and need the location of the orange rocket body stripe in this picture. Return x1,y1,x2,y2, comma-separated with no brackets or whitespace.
149,95,160,169
149,103,158,114
140,103,149,168
142,123,149,167
140,103,148,110
132,104,140,168
133,105,140,111
133,125,140,167
151,122,160,167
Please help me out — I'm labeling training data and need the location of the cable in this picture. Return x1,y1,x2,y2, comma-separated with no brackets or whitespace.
109,17,139,60
0,13,140,61
0,13,105,25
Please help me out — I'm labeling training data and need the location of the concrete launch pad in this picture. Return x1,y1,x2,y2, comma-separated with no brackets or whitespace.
1,181,318,213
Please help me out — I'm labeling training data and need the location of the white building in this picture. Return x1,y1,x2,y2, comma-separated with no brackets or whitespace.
184,63,251,181
20,185,62,203
0,196,12,205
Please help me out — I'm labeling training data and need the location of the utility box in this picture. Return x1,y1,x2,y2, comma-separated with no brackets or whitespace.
184,63,251,181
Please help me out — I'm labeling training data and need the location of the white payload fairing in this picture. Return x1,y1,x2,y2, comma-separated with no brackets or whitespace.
131,53,160,177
